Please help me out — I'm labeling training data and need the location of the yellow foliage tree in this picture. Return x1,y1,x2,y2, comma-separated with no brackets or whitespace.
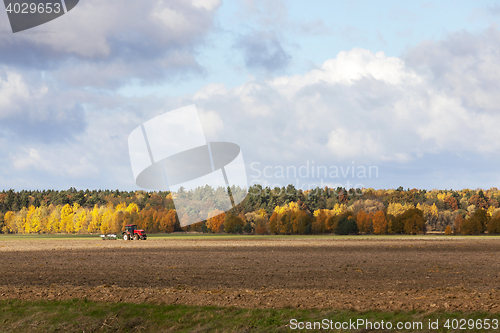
115,202,127,212
312,209,327,234
487,206,496,217
13,208,28,234
430,203,438,217
3,211,15,233
332,203,347,215
126,203,139,214
88,205,102,233
47,206,61,233
25,205,37,233
60,204,74,233
256,209,268,219
74,209,88,233
100,208,115,234
387,203,414,217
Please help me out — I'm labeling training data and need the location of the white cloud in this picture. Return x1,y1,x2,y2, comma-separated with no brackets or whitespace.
0,0,221,88
327,128,382,160
191,0,221,11
198,108,224,141
191,33,500,167
0,72,42,117
2,24,500,190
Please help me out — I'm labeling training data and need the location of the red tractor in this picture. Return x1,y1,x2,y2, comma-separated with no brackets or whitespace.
122,224,147,240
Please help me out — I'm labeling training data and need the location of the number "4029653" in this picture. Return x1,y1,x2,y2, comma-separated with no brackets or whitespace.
5,2,61,14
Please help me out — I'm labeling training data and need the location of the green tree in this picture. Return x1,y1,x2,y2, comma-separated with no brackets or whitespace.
335,216,358,235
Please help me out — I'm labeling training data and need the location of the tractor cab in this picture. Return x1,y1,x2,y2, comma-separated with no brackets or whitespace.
125,224,137,234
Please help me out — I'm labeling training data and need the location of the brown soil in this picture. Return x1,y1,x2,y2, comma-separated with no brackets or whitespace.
0,237,499,311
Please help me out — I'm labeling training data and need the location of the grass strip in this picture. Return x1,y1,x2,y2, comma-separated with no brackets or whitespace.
1,298,500,332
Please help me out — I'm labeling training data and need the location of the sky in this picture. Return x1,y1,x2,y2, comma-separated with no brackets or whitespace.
1,0,500,191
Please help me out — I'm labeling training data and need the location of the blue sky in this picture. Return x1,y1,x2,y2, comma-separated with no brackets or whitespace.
120,0,500,97
1,0,500,191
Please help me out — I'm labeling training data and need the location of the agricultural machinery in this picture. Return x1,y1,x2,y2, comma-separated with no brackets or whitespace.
122,224,147,240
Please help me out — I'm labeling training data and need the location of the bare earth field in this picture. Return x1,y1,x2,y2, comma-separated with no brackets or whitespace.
1,237,499,312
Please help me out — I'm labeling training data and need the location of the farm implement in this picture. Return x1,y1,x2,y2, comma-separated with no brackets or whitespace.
100,234,117,240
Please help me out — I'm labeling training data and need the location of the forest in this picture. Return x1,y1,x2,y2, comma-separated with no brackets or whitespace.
0,185,500,236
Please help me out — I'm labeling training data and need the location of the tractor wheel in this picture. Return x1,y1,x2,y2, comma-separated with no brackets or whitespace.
123,233,129,241
133,234,139,241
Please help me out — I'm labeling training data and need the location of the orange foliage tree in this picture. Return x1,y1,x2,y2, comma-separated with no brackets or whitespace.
206,209,225,233
444,225,452,235
372,211,388,235
454,214,463,235
356,210,374,234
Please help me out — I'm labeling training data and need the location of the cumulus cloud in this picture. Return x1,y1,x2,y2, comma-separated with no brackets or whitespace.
1,102,147,189
3,21,500,190
404,27,500,112
0,69,86,142
0,0,221,88
192,30,500,171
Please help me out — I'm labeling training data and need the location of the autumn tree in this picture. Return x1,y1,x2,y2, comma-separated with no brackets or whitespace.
60,204,74,233
224,214,245,233
356,210,373,234
453,214,463,235
25,205,42,233
462,209,488,235
206,209,225,233
461,217,482,235
74,208,88,233
472,208,489,232
87,205,101,233
469,194,488,210
3,211,15,233
312,209,327,234
487,213,500,234
400,208,426,235
372,210,388,235
387,203,414,217
159,209,178,233
291,210,312,234
253,210,269,235
444,196,459,210
269,211,278,234
444,225,452,235
387,214,403,234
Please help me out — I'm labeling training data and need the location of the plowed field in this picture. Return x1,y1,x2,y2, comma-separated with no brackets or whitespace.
1,237,499,312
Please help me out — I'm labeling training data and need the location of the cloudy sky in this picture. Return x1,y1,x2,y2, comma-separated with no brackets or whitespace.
1,0,500,191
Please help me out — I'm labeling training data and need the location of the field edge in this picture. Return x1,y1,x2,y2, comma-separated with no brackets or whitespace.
1,298,500,332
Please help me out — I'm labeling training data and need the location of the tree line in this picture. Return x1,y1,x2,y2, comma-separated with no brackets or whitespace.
0,186,500,235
